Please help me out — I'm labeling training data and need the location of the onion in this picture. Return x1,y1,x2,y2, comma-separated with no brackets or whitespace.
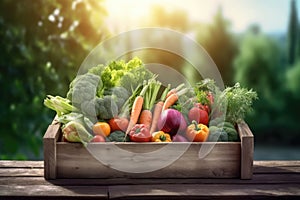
157,109,187,137
172,134,188,142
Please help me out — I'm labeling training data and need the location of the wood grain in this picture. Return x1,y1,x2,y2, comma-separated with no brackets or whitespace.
43,121,254,179
55,142,241,179
0,160,299,199
238,121,254,179
108,183,300,199
0,160,43,168
0,185,108,199
43,122,60,180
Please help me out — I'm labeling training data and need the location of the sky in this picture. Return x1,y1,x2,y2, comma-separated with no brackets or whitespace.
104,0,300,34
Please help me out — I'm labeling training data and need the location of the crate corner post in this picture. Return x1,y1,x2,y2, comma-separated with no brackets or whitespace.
238,121,254,179
43,121,60,180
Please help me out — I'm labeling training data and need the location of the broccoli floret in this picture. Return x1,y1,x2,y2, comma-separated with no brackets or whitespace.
207,126,228,142
106,87,130,111
119,66,153,93
94,96,118,120
66,73,102,104
106,131,130,142
88,64,104,77
88,65,104,97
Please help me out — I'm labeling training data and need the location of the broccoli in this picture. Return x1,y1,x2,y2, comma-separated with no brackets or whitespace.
65,57,152,121
207,126,228,142
108,87,130,111
66,73,102,104
94,96,118,120
106,131,130,142
88,64,104,77
119,66,153,93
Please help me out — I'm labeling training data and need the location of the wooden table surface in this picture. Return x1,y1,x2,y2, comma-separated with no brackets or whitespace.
0,160,299,199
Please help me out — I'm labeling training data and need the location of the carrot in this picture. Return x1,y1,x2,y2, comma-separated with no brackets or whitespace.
139,109,152,129
162,87,189,111
125,95,144,134
149,101,164,133
137,78,161,130
150,85,170,133
125,84,149,135
162,93,179,111
166,83,185,98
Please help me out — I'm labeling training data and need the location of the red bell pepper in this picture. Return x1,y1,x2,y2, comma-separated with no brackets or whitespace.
129,124,151,142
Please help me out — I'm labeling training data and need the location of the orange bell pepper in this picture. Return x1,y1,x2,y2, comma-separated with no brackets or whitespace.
186,120,209,142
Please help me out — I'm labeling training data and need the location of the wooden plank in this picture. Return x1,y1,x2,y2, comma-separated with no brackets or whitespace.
254,161,300,173
238,121,254,179
108,184,300,199
56,142,240,179
0,173,299,186
0,168,43,177
43,123,60,180
0,161,43,168
0,160,296,174
0,185,108,199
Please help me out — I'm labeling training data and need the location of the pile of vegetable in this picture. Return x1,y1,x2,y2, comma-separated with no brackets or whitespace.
44,57,258,145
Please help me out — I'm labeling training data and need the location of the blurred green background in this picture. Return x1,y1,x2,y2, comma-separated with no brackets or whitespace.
0,0,299,160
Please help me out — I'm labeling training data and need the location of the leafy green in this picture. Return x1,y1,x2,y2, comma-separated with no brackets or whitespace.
215,83,258,123
119,66,154,93
100,57,146,92
44,95,78,117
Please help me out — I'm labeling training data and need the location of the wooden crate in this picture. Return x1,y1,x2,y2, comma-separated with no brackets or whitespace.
43,120,253,180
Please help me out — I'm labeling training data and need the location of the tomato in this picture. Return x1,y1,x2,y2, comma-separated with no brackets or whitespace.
91,135,106,142
195,103,210,114
92,122,111,137
188,107,209,125
108,117,129,132
207,92,214,105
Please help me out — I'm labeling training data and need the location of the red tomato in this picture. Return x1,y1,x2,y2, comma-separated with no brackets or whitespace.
195,103,210,114
188,107,209,125
207,92,214,105
108,117,129,132
91,135,106,142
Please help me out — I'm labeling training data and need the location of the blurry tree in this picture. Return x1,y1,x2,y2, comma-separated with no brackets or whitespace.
136,5,194,86
287,0,298,65
286,61,300,98
284,61,300,142
0,0,107,159
196,7,238,85
149,5,189,32
232,30,297,144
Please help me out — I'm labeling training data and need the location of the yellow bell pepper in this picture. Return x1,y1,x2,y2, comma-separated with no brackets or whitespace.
151,131,172,142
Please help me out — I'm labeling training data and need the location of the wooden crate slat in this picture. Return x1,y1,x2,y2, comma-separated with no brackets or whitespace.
43,121,60,180
44,120,254,179
56,142,240,179
238,121,254,179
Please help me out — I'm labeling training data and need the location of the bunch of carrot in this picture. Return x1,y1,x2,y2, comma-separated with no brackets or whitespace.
125,80,189,137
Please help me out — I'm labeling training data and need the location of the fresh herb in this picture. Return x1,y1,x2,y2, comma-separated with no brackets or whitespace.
215,83,258,124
